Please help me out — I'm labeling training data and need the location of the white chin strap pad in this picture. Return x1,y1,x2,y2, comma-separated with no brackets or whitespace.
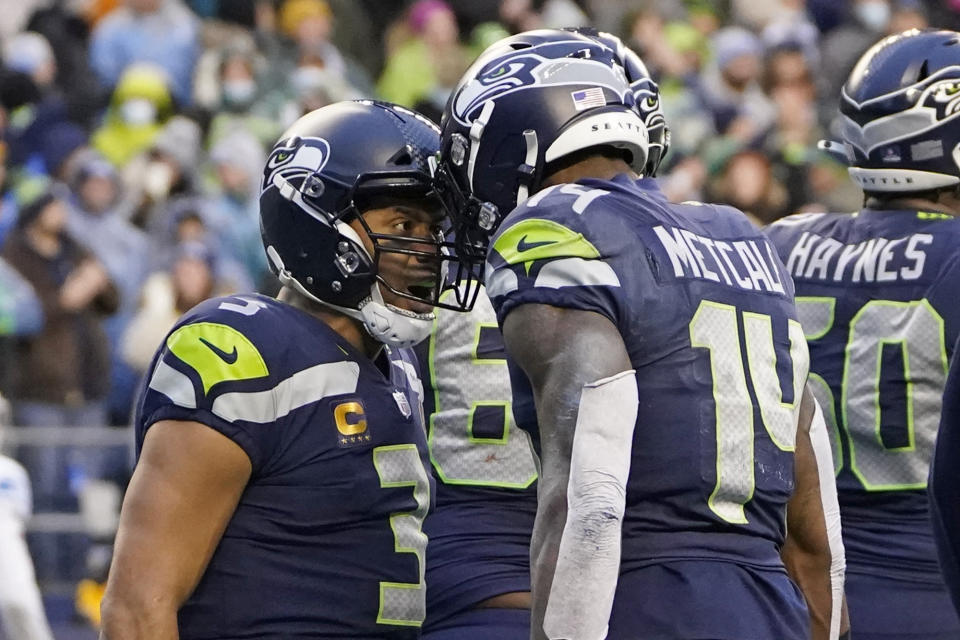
809,397,846,640
269,243,433,349
544,369,638,640
359,299,433,349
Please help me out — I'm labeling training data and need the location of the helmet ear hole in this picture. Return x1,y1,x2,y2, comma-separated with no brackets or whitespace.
388,145,414,166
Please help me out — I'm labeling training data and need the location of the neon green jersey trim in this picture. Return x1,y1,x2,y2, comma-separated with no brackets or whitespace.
493,218,600,273
166,322,269,395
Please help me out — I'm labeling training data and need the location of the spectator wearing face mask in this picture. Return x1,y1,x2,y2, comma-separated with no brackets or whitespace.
199,40,287,149
121,114,203,233
91,63,174,168
260,0,374,100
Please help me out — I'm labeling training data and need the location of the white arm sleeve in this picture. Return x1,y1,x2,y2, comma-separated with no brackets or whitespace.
0,456,53,640
543,370,638,640
808,399,845,640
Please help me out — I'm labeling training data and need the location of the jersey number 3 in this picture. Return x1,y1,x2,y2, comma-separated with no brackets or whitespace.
690,300,808,524
373,444,430,627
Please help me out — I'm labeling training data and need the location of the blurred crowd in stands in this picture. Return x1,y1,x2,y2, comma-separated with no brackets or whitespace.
0,0,958,634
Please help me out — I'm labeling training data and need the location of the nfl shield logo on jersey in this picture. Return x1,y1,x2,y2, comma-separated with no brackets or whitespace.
393,390,412,419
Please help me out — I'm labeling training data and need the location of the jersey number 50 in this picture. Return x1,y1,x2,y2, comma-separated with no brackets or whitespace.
796,297,946,491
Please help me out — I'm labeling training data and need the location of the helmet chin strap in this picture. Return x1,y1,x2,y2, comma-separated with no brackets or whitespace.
333,221,436,348
358,282,435,349
271,175,437,349
267,245,435,350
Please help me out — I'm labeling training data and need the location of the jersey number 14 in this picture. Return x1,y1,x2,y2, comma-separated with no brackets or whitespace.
690,300,808,524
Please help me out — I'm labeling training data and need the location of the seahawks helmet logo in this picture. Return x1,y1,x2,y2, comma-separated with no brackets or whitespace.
631,77,664,132
452,54,543,125
261,136,332,194
924,78,960,119
840,65,960,156
451,44,630,126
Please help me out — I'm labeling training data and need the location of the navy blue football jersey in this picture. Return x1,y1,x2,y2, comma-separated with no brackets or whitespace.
932,335,960,618
414,289,537,627
486,176,810,639
767,209,960,635
135,293,433,640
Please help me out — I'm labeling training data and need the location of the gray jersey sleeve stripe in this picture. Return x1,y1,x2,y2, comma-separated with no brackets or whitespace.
533,257,621,289
485,268,519,298
211,361,361,424
148,360,199,409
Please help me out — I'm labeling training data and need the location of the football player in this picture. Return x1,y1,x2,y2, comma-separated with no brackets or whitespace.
419,28,672,640
931,335,960,618
0,395,54,640
439,30,840,640
766,29,960,640
98,101,473,639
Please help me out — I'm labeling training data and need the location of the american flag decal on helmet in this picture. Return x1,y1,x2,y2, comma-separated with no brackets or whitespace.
571,87,606,111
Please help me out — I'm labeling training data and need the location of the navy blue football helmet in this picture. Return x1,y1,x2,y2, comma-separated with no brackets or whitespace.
259,100,478,347
837,29,960,193
586,28,671,177
435,29,651,254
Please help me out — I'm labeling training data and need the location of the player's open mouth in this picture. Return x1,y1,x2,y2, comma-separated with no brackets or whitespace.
407,278,437,302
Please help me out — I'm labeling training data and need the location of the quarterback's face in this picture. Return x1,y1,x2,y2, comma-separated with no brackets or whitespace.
350,202,443,315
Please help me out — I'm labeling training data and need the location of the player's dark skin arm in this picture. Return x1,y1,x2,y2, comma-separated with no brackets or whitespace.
502,303,632,640
99,420,252,640
781,387,849,640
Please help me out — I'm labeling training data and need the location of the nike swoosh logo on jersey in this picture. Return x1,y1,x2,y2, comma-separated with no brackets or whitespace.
516,235,556,252
199,337,239,365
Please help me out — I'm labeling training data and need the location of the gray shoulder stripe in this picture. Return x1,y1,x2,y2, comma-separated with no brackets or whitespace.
211,360,361,424
485,268,519,298
148,360,198,409
534,257,621,289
